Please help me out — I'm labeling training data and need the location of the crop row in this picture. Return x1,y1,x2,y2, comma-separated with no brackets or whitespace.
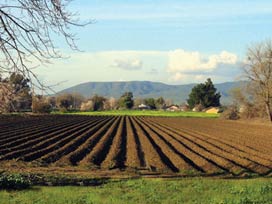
0,115,271,176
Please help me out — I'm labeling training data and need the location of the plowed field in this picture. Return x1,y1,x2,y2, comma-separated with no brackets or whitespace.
1,115,271,177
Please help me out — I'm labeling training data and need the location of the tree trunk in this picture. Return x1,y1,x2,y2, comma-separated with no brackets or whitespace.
265,102,272,122
269,111,272,122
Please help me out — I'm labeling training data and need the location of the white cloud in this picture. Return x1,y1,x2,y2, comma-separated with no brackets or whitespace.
112,59,143,70
167,49,238,73
96,50,167,58
171,73,186,81
35,49,240,92
171,73,207,82
195,75,206,81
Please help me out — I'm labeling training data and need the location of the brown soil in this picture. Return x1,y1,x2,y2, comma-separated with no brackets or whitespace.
0,115,271,178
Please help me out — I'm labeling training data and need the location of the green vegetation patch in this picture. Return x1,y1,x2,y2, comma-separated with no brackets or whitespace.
57,110,219,118
0,178,271,204
0,173,31,190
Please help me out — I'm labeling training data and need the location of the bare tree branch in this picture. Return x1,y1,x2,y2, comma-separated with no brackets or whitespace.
0,0,91,92
243,40,272,122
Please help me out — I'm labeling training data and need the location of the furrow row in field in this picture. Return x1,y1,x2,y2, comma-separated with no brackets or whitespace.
0,117,105,154
180,127,272,168
0,116,52,131
138,117,221,174
0,115,271,177
143,118,246,174
129,117,169,171
0,118,60,137
0,116,96,141
135,117,200,173
198,125,272,155
101,116,127,169
38,117,115,164
0,116,81,136
158,118,272,154
197,119,272,142
0,117,110,161
55,117,118,166
79,117,122,166
126,116,145,168
0,117,94,150
23,117,113,162
153,118,272,170
132,117,176,172
142,118,243,173
148,118,270,175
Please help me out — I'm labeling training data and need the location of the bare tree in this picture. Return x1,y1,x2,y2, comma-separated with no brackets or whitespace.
0,81,13,112
80,100,94,111
165,99,173,107
243,40,272,122
0,0,89,89
108,97,118,110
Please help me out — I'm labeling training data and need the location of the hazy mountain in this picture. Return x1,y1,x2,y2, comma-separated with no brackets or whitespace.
58,81,244,104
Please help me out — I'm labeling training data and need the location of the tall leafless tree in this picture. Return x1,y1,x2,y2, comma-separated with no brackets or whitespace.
244,40,272,122
0,0,89,89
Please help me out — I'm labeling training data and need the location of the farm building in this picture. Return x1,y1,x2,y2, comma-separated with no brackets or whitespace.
205,107,220,114
180,104,190,112
166,105,180,112
192,104,204,112
138,104,150,110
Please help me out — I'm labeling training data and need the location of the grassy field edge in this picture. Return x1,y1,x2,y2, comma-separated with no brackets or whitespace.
0,177,271,204
54,110,219,118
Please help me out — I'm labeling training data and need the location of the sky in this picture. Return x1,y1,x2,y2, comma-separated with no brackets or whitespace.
36,0,272,91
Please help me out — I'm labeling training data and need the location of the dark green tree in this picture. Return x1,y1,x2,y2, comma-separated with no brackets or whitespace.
156,97,165,109
91,94,106,111
144,98,157,109
119,92,134,109
187,78,221,109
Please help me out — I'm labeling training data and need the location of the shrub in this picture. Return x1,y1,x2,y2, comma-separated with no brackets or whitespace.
0,173,31,190
220,105,240,120
32,97,52,113
193,104,204,112
59,107,68,113
80,100,94,111
240,102,267,119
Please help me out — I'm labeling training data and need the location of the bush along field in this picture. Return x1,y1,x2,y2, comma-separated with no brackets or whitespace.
0,173,31,190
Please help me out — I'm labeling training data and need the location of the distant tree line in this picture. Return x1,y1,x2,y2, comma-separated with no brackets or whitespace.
0,73,223,114
79,92,173,112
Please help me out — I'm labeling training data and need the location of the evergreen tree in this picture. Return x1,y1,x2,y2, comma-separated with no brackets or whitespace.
187,78,221,109
119,92,134,109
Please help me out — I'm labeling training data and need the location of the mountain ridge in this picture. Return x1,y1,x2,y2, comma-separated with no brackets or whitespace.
58,80,244,104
